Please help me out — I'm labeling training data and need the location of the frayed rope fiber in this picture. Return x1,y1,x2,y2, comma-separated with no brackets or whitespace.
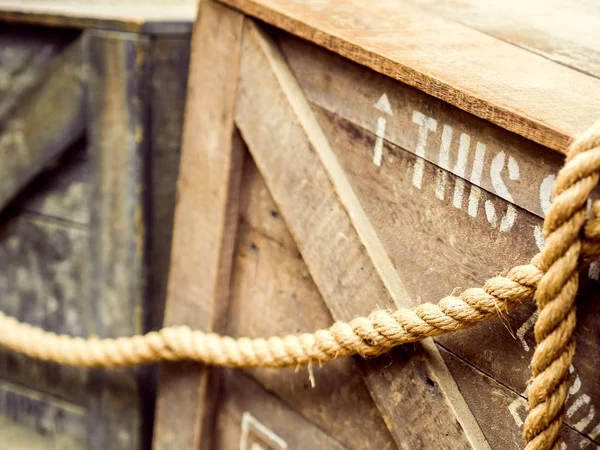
1,123,600,450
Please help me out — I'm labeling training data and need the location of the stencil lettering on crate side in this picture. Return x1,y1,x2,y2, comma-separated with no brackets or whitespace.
510,322,600,447
372,93,393,167
240,412,288,450
405,106,600,280
0,379,86,439
409,109,521,232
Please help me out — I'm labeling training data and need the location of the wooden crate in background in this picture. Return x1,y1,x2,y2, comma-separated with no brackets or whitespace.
0,2,195,448
154,1,600,450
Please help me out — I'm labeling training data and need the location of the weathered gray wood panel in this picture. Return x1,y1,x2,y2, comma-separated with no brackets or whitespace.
0,213,89,405
0,34,86,212
0,19,190,450
0,24,77,123
85,29,150,450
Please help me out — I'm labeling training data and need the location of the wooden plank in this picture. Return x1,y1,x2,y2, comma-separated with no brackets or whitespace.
0,379,86,450
228,158,397,449
0,37,86,212
276,33,565,221
310,102,600,445
216,370,347,450
0,213,88,405
141,35,191,450
409,0,600,79
146,36,190,331
439,347,600,449
152,2,245,450
219,0,600,152
0,25,77,124
0,1,197,34
85,29,150,450
15,143,89,225
235,21,485,449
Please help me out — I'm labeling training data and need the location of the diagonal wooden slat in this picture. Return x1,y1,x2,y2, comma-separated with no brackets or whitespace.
152,2,245,449
0,36,85,212
235,20,490,449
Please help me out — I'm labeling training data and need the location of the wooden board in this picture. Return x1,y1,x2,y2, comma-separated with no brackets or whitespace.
218,0,600,152
235,21,487,449
0,24,77,124
409,0,600,79
153,2,245,449
0,1,197,34
0,213,89,406
215,370,347,450
85,29,150,450
0,35,86,212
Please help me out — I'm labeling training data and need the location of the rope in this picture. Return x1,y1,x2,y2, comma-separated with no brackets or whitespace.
523,121,600,450
0,124,599,450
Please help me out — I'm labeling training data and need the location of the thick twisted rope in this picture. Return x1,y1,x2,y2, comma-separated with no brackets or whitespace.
523,122,600,450
0,125,599,449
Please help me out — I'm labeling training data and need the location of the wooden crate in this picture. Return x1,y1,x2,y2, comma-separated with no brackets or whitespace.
154,1,600,449
0,2,195,448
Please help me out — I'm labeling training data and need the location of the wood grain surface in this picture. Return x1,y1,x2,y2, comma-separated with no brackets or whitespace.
153,2,245,449
218,0,600,153
86,29,150,450
0,36,85,212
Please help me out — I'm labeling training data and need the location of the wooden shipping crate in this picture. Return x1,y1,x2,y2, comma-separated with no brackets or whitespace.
0,2,195,448
154,1,600,449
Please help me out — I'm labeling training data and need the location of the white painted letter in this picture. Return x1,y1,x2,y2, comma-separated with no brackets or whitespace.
534,175,556,250
411,111,437,189
435,125,453,200
485,152,520,232
373,94,394,167
468,142,487,217
452,133,470,209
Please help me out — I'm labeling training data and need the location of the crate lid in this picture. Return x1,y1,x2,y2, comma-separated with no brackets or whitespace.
220,0,600,153
0,1,198,34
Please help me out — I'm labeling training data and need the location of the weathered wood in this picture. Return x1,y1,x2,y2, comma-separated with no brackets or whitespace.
0,379,86,449
277,33,565,221
0,25,77,124
219,0,600,152
311,102,600,445
235,21,486,449
229,159,397,449
216,370,347,450
439,347,600,449
153,2,245,449
137,35,191,450
0,1,196,34
16,143,89,225
0,213,88,405
0,36,86,212
86,29,150,450
409,0,600,79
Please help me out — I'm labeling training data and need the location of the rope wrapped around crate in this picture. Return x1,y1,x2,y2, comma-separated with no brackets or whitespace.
1,122,599,450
